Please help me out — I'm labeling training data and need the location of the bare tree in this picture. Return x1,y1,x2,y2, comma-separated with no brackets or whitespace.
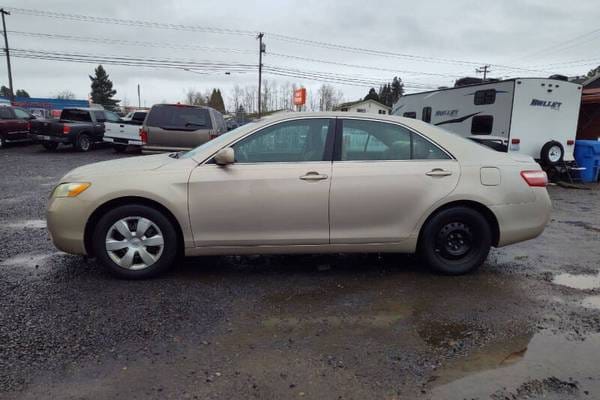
229,85,244,114
56,90,75,100
317,84,343,111
184,89,208,106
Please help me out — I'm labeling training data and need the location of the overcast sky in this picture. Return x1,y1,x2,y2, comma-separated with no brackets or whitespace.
2,0,599,109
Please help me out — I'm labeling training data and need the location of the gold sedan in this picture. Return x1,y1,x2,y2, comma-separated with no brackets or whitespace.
47,112,551,279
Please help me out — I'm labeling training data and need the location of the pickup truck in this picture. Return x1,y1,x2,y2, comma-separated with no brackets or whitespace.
0,106,35,148
103,110,147,152
30,108,121,152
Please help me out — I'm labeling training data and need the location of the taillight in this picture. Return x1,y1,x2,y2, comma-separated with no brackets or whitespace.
26,121,31,131
520,170,548,187
511,138,520,145
139,128,148,143
63,125,71,135
567,139,575,146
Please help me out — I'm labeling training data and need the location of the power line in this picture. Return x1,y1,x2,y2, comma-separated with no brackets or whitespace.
8,30,255,54
6,6,543,73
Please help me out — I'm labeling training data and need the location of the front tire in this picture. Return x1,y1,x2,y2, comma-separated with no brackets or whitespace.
419,207,491,275
92,204,178,279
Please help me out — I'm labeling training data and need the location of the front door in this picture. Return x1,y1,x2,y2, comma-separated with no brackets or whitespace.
330,118,460,244
188,118,334,247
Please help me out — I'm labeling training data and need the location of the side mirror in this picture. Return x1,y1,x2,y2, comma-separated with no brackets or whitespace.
214,147,235,165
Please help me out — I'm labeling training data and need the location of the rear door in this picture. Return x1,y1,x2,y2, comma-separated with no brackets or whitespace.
330,118,460,244
146,105,212,150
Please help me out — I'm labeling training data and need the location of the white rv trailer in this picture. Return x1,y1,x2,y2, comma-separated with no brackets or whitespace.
391,78,583,166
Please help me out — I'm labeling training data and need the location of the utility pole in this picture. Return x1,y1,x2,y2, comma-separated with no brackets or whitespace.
257,32,265,118
476,65,491,81
137,83,141,108
0,9,14,102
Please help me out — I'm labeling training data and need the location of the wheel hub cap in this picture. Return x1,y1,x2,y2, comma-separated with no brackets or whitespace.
105,217,164,270
435,222,473,259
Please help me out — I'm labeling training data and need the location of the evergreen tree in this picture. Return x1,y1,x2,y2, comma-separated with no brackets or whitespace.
16,89,30,98
208,88,226,112
364,88,380,102
0,86,10,98
378,83,393,107
89,65,119,111
391,76,404,104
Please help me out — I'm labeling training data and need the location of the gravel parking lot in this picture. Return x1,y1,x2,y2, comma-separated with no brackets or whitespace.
1,144,600,400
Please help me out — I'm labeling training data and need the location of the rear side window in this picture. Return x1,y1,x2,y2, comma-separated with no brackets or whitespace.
0,107,14,119
422,107,432,123
146,105,213,131
61,109,92,122
471,115,494,135
474,89,496,105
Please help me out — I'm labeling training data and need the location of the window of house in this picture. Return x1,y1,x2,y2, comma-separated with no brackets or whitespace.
233,118,330,163
474,89,496,105
356,108,366,113
340,107,348,112
471,115,494,135
422,107,432,123
378,109,387,115
403,112,417,119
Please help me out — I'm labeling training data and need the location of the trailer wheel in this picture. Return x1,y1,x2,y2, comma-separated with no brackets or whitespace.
540,141,564,166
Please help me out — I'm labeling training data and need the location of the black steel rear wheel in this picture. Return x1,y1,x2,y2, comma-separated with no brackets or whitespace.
420,207,491,275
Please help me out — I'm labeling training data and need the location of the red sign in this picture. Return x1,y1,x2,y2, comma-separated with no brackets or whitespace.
293,88,306,106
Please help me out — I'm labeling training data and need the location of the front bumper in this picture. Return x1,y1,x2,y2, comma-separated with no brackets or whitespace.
30,134,70,143
47,196,91,255
491,188,552,247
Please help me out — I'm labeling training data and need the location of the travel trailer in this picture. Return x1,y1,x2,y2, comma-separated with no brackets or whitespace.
392,78,583,168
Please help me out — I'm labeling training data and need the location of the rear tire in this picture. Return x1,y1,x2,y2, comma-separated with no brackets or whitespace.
92,204,179,279
113,144,127,153
76,133,92,152
419,207,491,275
42,142,59,151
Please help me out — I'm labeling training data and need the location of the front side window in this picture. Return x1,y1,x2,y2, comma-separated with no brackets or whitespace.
471,115,494,135
14,108,31,119
233,119,330,163
474,89,496,105
0,107,12,119
341,119,450,161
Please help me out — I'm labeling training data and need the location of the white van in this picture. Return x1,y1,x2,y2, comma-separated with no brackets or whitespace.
392,78,583,166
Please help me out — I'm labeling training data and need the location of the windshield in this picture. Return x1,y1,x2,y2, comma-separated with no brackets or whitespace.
180,121,259,160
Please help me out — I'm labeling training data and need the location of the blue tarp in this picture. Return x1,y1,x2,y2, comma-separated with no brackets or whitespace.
1,96,89,110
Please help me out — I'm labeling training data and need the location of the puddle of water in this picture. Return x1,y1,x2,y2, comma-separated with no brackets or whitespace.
582,295,600,310
430,331,600,399
263,312,407,329
552,273,600,290
4,219,47,229
0,252,58,267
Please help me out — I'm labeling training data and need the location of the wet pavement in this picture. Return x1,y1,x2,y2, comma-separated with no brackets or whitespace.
1,144,599,399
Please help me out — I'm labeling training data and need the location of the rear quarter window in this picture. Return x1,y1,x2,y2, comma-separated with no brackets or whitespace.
146,105,213,131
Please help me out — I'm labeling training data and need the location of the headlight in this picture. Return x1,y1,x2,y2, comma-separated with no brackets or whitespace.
52,182,91,198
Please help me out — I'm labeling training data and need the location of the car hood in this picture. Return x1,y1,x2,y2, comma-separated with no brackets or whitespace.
61,153,178,181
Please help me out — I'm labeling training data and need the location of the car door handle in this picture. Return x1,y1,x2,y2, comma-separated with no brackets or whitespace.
300,172,328,181
426,168,453,177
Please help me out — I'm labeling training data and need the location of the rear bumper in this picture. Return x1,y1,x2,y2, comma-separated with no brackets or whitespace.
491,188,552,247
29,134,70,143
104,136,143,146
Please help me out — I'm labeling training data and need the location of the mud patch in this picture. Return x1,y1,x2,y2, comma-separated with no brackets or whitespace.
0,252,59,268
561,220,600,233
552,273,600,290
491,377,578,400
